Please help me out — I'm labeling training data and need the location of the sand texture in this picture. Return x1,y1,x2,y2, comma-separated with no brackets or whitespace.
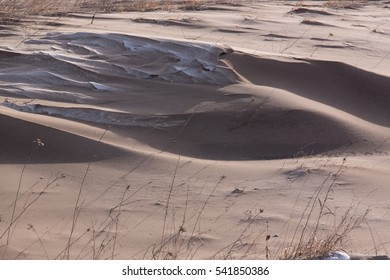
0,1,390,259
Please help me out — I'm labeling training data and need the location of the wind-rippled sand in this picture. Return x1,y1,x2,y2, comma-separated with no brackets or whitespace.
1,1,389,259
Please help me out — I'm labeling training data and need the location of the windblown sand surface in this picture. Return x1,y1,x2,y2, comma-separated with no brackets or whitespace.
1,1,390,259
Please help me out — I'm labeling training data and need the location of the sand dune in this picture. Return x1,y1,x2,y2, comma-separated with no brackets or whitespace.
1,1,390,260
223,53,390,126
0,113,129,164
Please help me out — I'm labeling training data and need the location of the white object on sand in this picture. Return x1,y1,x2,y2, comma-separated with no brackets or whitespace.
322,251,351,260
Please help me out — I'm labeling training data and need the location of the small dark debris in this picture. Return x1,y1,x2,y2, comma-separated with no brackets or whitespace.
288,8,333,16
232,188,244,194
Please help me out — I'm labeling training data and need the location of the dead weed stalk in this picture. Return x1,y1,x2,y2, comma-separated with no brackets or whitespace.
278,159,370,259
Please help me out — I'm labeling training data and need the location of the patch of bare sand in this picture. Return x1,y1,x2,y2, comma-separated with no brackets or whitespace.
1,1,390,259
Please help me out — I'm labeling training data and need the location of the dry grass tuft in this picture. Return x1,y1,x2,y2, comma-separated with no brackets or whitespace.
293,0,370,10
146,160,371,260
0,0,242,18
276,161,370,260
323,0,367,9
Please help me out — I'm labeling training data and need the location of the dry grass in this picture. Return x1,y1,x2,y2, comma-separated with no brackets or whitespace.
323,0,367,9
294,0,370,9
0,0,242,17
296,0,370,9
279,175,369,259
0,123,372,260
0,148,375,260
0,0,244,28
143,160,371,260
94,0,241,13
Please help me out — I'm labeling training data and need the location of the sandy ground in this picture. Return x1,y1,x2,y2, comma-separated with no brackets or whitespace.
0,1,390,259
